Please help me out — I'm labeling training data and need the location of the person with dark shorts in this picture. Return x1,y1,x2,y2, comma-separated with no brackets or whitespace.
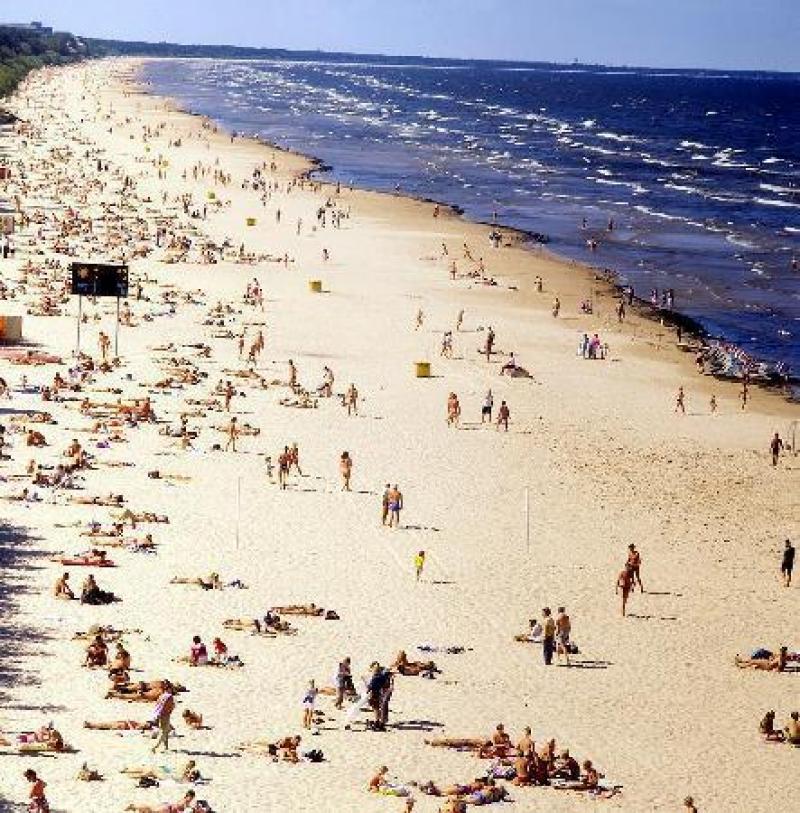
781,539,795,587
542,608,555,666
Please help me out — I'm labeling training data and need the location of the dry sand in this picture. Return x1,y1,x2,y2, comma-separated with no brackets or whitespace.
0,59,798,812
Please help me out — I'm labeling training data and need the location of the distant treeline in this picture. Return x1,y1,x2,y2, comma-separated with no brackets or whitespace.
0,26,86,98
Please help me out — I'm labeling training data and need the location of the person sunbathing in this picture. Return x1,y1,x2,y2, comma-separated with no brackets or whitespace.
113,509,169,527
15,725,67,753
424,737,492,752
223,615,295,635
171,573,221,590
73,625,141,642
106,679,184,702
70,493,125,507
391,650,438,677
55,549,114,567
271,603,323,616
735,646,788,672
124,789,207,813
84,719,152,731
80,522,124,538
237,735,302,761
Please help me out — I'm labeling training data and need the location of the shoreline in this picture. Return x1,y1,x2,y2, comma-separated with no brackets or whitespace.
131,58,798,400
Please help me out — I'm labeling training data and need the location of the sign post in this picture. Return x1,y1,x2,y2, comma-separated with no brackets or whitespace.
69,262,129,358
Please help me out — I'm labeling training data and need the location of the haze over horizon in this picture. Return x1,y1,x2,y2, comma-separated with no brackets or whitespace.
11,0,800,73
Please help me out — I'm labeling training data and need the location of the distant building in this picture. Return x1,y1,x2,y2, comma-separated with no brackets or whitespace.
0,21,54,35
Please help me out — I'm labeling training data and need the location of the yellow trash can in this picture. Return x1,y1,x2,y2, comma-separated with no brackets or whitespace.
415,361,431,378
308,280,322,293
246,217,257,226
207,191,216,200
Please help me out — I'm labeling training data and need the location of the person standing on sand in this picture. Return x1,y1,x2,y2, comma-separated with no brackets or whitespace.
481,389,494,423
484,327,495,360
151,680,175,753
340,451,353,491
278,447,290,490
709,394,717,414
683,797,698,813
781,539,795,587
542,608,555,665
626,544,644,592
552,297,560,318
224,380,234,411
555,607,571,666
224,417,239,452
740,381,748,410
446,393,461,427
415,308,424,331
335,658,353,709
456,309,464,332
616,568,633,616
497,401,510,432
414,550,426,582
387,485,403,528
381,483,391,525
345,383,359,415
24,769,49,813
288,359,297,390
675,386,686,414
302,680,318,729
770,432,784,466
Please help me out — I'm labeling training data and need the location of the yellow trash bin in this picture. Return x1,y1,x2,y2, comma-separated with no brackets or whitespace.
308,280,322,293
415,361,431,378
207,191,216,200
246,217,257,226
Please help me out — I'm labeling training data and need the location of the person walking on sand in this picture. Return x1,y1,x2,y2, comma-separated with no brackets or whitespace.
675,386,686,414
224,380,234,412
345,383,359,415
387,485,403,528
542,608,555,666
340,451,353,491
484,326,495,360
456,309,464,332
414,550,426,582
497,400,510,432
616,568,633,616
482,389,494,423
151,680,175,753
626,544,644,592
740,381,748,410
781,539,795,587
683,797,698,813
770,432,784,466
278,446,290,489
709,394,717,414
446,392,461,427
302,679,318,730
24,769,49,813
552,297,560,318
414,308,424,331
381,483,391,525
225,417,239,452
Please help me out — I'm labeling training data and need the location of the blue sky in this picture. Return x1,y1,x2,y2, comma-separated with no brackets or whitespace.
14,0,800,71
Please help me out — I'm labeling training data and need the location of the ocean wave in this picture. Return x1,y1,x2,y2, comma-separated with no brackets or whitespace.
754,197,800,209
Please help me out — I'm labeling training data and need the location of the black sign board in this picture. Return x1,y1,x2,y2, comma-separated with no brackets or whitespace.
70,262,129,298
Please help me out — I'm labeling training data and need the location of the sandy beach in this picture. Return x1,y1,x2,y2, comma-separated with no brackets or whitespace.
0,58,798,812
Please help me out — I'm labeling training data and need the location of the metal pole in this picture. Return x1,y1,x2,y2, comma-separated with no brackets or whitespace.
76,295,82,355
524,487,530,555
115,295,120,358
235,476,242,550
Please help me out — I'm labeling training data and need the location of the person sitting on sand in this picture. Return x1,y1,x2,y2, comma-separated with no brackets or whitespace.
84,635,108,668
785,711,800,745
110,642,132,672
54,571,75,600
16,725,66,753
113,508,169,527
190,636,209,666
81,574,117,605
735,647,788,672
237,734,302,761
552,749,581,780
759,710,784,742
391,650,438,677
514,618,543,643
182,709,204,730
